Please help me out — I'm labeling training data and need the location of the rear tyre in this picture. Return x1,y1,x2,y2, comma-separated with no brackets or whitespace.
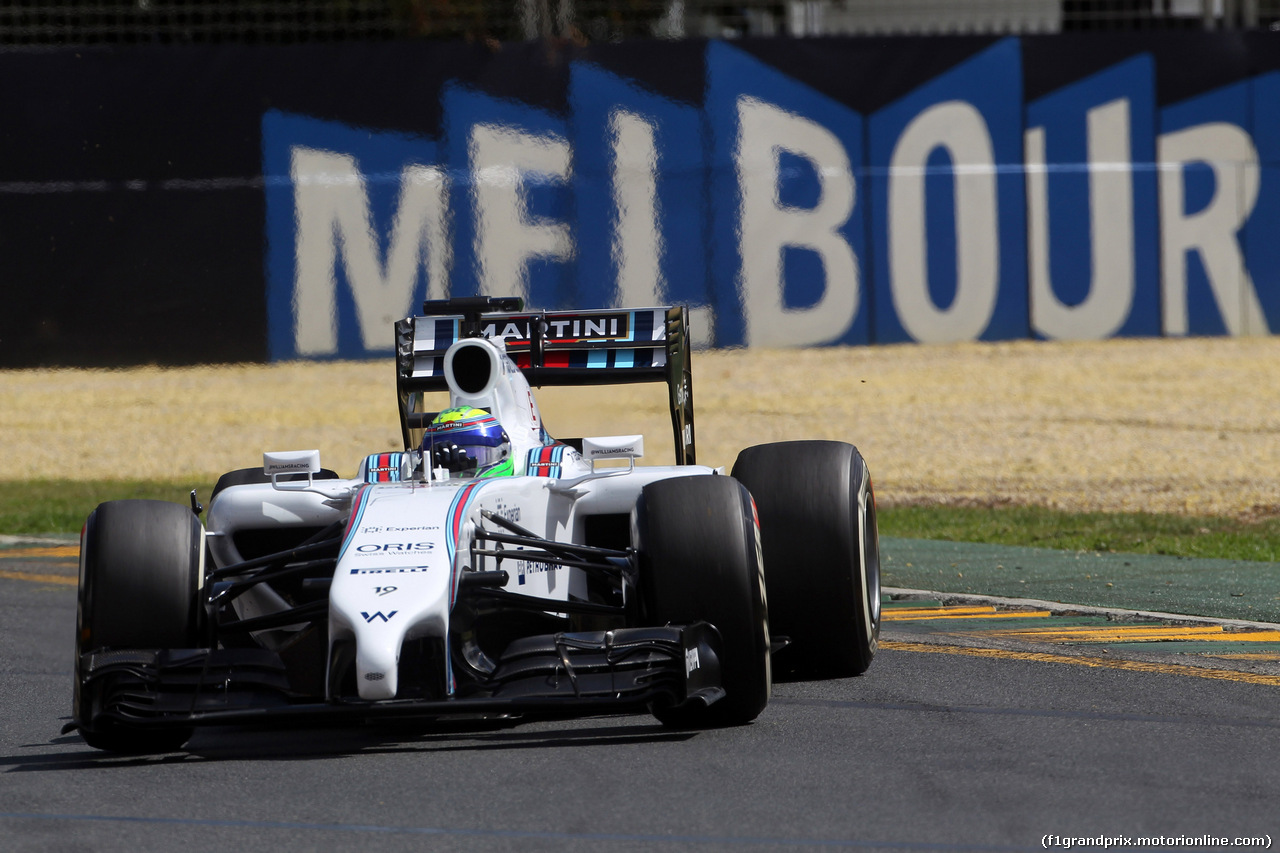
732,440,880,679
633,475,770,727
75,500,205,753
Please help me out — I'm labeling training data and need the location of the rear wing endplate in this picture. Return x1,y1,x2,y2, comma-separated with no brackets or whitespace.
394,297,695,465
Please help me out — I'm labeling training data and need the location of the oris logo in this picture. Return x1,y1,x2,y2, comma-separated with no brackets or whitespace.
356,542,436,553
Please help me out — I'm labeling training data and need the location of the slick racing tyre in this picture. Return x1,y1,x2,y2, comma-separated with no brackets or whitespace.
75,500,206,753
634,475,770,728
732,440,880,679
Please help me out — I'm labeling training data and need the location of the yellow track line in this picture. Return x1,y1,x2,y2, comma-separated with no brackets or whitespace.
881,640,1280,687
884,610,1053,621
885,601,993,614
0,546,79,559
983,622,1223,635
981,626,1224,642
1206,653,1280,660
0,569,76,586
993,624,1222,634
972,627,1224,644
1181,631,1280,642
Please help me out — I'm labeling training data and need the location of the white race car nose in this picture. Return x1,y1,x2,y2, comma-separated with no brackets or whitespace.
354,618,401,700
330,484,459,700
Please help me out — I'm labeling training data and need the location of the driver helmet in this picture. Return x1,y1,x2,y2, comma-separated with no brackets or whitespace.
423,407,513,478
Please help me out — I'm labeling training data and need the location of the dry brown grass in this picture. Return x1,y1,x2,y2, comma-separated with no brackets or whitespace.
3,336,1278,518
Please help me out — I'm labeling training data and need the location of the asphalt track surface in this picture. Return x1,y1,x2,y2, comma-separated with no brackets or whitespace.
2,544,1279,852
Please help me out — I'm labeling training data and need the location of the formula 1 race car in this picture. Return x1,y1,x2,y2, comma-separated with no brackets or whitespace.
69,297,881,753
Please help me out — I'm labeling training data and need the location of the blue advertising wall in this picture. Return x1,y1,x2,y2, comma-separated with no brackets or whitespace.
4,33,1280,366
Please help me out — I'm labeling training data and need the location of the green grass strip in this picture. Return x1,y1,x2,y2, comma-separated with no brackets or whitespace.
4,480,1280,564
879,504,1280,563
0,480,204,537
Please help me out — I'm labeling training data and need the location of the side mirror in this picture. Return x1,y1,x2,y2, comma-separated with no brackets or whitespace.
263,449,321,490
581,435,643,471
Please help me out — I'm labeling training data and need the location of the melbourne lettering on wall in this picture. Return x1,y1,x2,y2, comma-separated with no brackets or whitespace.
5,36,1273,367
264,37,1280,359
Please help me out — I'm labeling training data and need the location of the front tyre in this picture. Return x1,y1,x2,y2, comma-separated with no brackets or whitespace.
732,440,880,678
75,500,205,753
633,475,770,727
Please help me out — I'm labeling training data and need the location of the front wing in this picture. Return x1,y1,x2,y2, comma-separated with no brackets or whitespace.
69,623,724,734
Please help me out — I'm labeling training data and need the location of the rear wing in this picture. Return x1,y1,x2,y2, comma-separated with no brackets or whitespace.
394,297,696,465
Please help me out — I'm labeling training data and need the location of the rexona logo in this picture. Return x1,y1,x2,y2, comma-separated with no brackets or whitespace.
355,542,436,553
264,40,1280,359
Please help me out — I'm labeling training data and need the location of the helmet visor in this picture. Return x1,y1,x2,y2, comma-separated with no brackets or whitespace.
423,415,509,478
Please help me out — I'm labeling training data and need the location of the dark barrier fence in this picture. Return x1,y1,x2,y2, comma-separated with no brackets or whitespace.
1,1,1272,44
3,32,1280,367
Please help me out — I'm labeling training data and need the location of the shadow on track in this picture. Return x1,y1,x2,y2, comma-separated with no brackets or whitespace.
3,716,697,772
